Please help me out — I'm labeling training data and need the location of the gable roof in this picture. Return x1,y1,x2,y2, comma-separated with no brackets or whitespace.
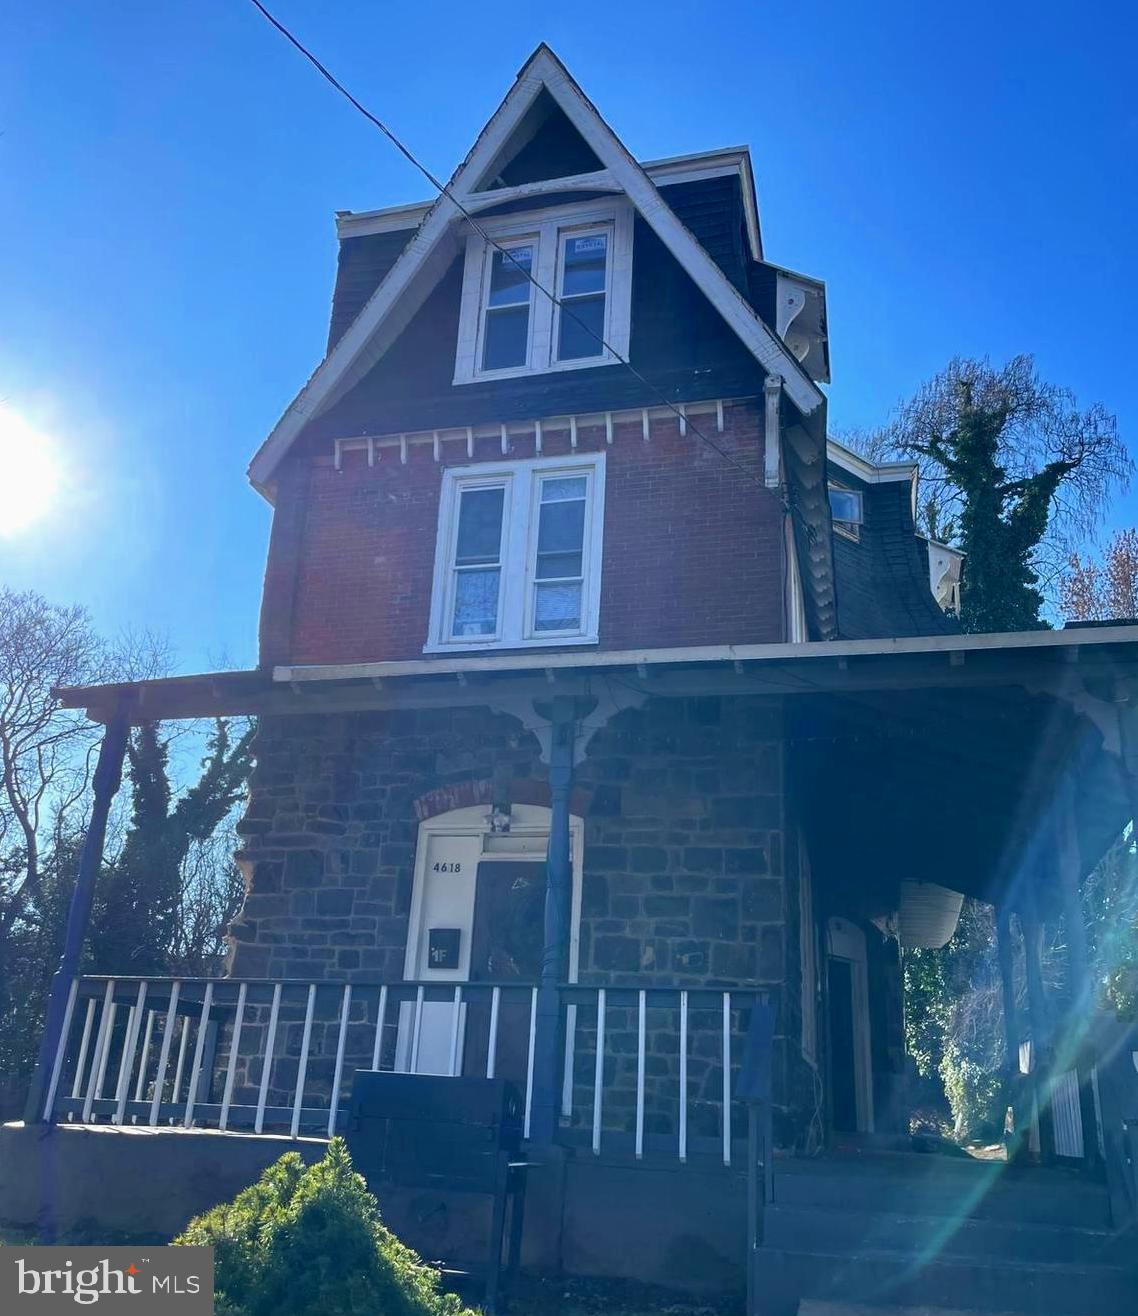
247,44,825,495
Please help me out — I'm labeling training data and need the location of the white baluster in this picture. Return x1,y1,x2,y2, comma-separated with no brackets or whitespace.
255,983,283,1134
219,982,248,1132
83,983,116,1122
42,977,79,1122
71,997,97,1101
133,1010,156,1104
170,1014,191,1108
149,982,181,1125
409,985,425,1074
635,989,646,1159
371,985,387,1071
523,987,537,1139
448,985,463,1077
328,985,352,1137
290,984,317,1139
722,992,732,1167
679,990,688,1163
183,981,214,1128
592,989,606,1155
486,987,500,1079
115,982,148,1125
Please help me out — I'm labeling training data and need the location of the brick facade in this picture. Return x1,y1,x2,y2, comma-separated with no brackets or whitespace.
228,693,814,1144
258,399,785,667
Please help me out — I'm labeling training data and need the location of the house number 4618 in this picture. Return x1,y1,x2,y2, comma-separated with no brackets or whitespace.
433,861,462,873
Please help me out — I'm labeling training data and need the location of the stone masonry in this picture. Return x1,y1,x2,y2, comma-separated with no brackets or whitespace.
227,694,814,1144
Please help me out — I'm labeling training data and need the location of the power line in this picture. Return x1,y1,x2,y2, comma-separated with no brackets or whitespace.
244,0,770,491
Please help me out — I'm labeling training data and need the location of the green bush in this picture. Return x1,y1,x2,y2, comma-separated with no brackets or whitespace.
175,1138,474,1316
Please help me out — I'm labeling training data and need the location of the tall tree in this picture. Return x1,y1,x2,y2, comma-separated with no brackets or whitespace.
868,356,1128,631
0,590,102,964
0,589,104,1093
90,719,254,975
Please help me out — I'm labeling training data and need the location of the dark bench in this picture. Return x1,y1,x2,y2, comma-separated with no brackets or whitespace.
347,1072,528,1311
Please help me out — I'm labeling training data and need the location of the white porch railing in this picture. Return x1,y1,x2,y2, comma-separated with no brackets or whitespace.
43,978,768,1162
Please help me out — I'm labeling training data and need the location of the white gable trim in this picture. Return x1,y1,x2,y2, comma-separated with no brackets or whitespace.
248,45,822,493
334,148,760,249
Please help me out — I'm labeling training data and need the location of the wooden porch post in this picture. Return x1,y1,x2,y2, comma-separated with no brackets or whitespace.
995,906,1026,1156
1019,885,1057,1163
24,711,130,1122
529,696,576,1145
1055,780,1101,1166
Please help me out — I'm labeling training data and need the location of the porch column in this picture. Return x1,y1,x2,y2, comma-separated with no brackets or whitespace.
25,711,130,1122
995,907,1026,1156
530,695,576,1145
1055,780,1101,1166
1019,884,1056,1163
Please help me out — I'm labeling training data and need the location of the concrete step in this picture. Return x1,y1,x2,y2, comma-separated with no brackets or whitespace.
756,1247,1137,1316
764,1203,1130,1267
772,1162,1112,1230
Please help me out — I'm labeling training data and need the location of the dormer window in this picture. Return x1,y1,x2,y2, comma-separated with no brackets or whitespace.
829,485,864,540
454,201,633,384
481,243,536,371
426,452,606,651
555,229,609,361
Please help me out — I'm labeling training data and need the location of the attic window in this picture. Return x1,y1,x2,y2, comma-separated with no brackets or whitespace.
454,200,633,385
829,486,863,541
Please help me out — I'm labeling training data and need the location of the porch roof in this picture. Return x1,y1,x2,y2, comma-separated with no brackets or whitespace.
53,624,1138,725
54,626,1138,911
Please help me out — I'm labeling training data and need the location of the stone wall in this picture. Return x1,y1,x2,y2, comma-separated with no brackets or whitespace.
228,694,813,1141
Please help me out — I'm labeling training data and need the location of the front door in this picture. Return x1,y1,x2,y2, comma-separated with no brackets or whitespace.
398,804,579,1077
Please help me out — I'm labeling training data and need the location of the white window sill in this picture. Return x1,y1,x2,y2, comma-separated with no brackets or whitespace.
423,634,600,655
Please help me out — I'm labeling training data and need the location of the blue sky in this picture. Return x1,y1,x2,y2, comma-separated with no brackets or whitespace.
1,1,1135,673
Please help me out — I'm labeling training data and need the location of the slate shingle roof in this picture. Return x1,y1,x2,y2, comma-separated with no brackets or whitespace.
831,473,959,639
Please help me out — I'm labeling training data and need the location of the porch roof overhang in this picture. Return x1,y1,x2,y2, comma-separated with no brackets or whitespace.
53,625,1138,725
51,625,1138,917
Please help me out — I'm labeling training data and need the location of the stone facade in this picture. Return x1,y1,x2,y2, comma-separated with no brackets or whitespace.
227,693,815,1143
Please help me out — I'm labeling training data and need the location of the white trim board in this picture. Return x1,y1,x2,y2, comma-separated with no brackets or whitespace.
273,623,1138,685
826,439,916,486
334,145,763,257
248,45,821,495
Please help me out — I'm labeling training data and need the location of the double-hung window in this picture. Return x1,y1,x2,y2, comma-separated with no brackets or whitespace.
531,473,589,632
450,483,507,637
555,228,610,362
481,242,536,372
454,201,633,384
428,452,605,651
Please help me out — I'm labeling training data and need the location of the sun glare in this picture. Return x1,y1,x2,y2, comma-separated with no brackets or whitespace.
0,406,62,537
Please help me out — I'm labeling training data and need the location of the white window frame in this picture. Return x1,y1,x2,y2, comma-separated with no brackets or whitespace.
453,200,634,385
426,451,606,652
829,484,864,541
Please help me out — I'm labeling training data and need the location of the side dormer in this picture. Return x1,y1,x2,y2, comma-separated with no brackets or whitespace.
251,47,838,669
826,440,962,638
